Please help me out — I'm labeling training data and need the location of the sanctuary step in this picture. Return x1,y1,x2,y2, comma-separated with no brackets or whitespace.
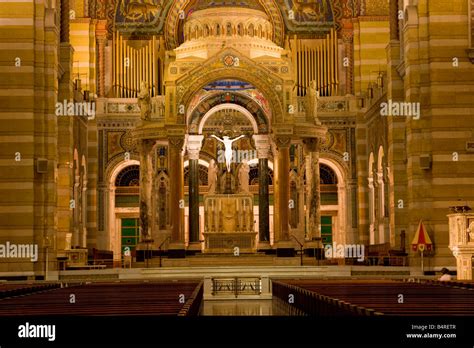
133,255,413,268
136,254,286,267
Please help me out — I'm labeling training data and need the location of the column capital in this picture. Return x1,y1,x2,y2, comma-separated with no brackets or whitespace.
95,19,108,37
252,134,271,159
303,137,320,153
186,134,204,160
139,139,155,153
168,136,185,150
274,136,292,150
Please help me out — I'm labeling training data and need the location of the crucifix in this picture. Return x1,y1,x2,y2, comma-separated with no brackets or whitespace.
211,134,245,172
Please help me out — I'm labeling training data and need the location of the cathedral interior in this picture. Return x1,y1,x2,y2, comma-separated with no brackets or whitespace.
1,0,474,287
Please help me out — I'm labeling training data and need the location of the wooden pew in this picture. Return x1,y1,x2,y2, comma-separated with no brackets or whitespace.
0,280,203,317
0,283,60,300
274,279,474,316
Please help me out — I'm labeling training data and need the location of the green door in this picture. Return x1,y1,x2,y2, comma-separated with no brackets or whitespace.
321,216,333,245
121,218,139,256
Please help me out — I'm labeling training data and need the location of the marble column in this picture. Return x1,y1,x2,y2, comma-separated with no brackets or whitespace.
81,181,88,247
274,136,293,256
389,0,399,40
253,135,271,247
139,139,155,239
95,20,107,98
73,179,80,247
187,135,204,247
168,136,186,258
303,138,321,252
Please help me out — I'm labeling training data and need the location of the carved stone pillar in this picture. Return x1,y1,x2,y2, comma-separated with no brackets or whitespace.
390,0,399,40
303,138,321,253
448,211,474,280
81,182,88,247
73,179,80,247
139,139,155,239
341,19,354,96
168,136,186,258
60,0,70,43
96,20,107,97
274,136,294,256
253,134,271,247
187,135,204,248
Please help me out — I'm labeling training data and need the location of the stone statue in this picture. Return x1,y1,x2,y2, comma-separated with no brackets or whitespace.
138,81,151,121
308,80,320,123
238,159,250,193
208,159,217,194
211,134,245,172
139,200,149,237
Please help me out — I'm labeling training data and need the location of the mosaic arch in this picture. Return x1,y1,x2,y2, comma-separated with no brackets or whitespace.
187,87,270,134
176,51,285,124
187,84,272,123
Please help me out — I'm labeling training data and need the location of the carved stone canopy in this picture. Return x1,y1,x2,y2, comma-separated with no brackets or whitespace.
303,137,319,153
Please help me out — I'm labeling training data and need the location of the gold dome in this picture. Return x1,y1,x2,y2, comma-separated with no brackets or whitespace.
193,0,266,12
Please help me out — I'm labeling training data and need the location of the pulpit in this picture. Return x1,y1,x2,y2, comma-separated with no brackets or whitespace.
203,194,256,253
447,206,474,280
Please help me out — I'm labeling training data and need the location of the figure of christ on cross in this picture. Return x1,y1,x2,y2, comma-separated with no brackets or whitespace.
211,134,245,172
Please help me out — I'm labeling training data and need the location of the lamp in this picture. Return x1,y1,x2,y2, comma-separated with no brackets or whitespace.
367,83,374,99
377,72,384,89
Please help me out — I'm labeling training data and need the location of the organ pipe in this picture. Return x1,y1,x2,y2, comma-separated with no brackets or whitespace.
112,32,160,98
293,27,339,97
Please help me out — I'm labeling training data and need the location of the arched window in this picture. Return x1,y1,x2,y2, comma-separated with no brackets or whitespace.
249,166,274,185
193,25,199,39
204,25,210,37
248,24,254,37
237,23,243,36
226,22,232,36
216,24,221,36
265,26,271,40
320,164,338,184
320,164,338,205
115,165,140,187
184,164,209,186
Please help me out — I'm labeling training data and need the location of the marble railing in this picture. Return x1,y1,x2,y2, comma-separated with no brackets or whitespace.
295,95,358,120
95,96,165,120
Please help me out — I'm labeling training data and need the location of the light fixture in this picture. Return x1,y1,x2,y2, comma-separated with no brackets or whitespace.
377,72,384,89
367,83,374,99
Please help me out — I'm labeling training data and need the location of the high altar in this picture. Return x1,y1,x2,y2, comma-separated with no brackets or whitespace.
203,194,256,253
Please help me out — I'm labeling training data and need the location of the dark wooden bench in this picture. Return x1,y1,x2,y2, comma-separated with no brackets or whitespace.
0,283,60,300
273,279,474,316
0,280,203,316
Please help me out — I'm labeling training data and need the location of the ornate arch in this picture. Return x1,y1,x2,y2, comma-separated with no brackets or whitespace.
319,150,350,179
105,155,140,185
177,51,285,124
198,103,259,134
188,93,269,134
164,0,285,49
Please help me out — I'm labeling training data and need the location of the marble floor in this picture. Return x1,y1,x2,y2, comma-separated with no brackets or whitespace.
200,299,293,316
